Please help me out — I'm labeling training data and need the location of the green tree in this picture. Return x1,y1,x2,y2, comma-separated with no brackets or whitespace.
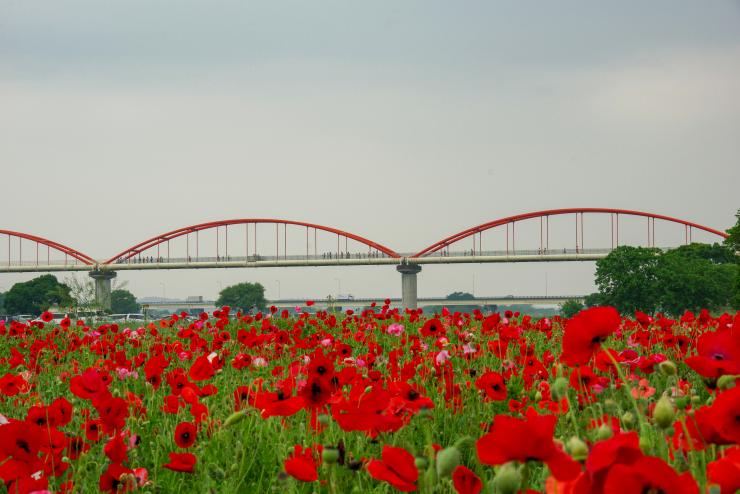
584,292,606,308
594,246,662,314
724,209,740,309
656,245,737,316
111,289,141,314
666,242,735,264
0,291,5,312
446,291,475,300
559,299,584,318
3,275,73,315
216,282,266,312
724,208,740,252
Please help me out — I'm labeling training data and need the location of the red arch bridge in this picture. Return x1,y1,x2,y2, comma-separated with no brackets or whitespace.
0,209,729,309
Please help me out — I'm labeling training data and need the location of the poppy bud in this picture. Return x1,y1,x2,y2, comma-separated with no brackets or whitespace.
717,374,738,391
322,447,340,464
658,360,677,376
119,473,138,490
452,436,474,451
566,437,589,461
208,465,226,480
551,377,569,399
595,424,612,440
534,391,542,401
653,395,675,429
621,412,635,429
493,463,521,494
435,446,461,478
414,456,428,469
674,396,689,410
364,386,373,394
603,399,618,412
223,410,247,428
317,414,331,426
639,434,652,452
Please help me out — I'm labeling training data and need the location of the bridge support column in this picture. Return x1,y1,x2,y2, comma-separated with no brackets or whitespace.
396,264,422,309
89,270,117,311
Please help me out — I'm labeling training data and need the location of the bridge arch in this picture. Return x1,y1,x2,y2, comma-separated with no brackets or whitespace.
0,230,96,265
412,208,730,257
104,219,400,264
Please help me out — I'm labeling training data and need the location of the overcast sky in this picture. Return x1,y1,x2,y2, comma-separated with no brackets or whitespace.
1,1,739,301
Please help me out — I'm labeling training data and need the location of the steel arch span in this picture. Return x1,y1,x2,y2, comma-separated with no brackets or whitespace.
412,208,730,258
104,219,400,264
0,229,96,265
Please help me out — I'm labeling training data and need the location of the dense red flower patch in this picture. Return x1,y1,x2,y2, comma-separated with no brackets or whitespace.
1,303,740,492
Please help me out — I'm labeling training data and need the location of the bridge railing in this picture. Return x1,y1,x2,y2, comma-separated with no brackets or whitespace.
3,258,88,267
411,247,620,257
109,252,395,264
107,247,630,265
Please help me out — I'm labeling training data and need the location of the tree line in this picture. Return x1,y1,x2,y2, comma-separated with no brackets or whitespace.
0,274,140,315
563,209,740,317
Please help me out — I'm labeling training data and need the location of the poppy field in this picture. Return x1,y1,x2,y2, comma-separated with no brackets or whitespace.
1,303,740,494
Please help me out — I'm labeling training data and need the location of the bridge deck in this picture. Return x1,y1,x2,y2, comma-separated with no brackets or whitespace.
0,248,620,273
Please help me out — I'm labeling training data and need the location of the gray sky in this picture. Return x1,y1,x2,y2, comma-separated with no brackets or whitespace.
1,1,739,301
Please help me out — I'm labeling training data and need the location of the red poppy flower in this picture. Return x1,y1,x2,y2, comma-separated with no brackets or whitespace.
0,373,28,397
707,446,740,494
367,445,418,492
95,396,130,433
7,474,49,494
420,318,445,338
306,352,335,379
299,375,332,408
583,432,643,491
476,408,580,481
188,355,215,381
50,397,73,427
174,422,197,448
452,465,482,494
388,382,435,413
41,311,53,323
707,386,740,443
474,371,507,401
684,328,740,378
561,307,620,367
70,368,111,402
331,385,404,436
284,445,319,482
602,455,698,494
99,463,134,493
65,436,90,460
163,452,196,473
84,419,103,442
103,434,128,464
0,421,42,463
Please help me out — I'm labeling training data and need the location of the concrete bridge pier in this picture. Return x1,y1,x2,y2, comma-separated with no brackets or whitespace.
89,270,117,311
396,263,422,309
